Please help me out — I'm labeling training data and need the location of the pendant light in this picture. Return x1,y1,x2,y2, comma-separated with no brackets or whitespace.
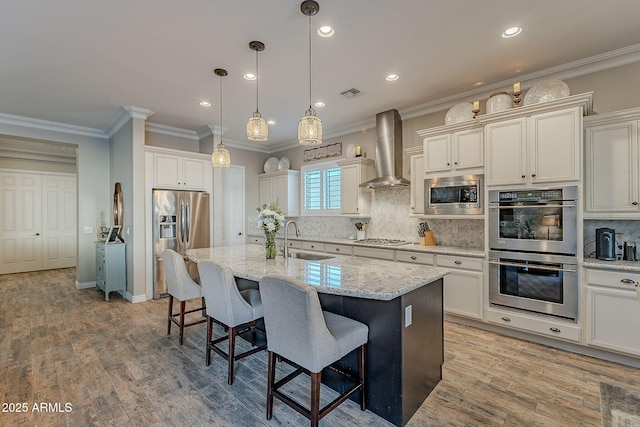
246,41,268,141
298,0,322,146
211,68,231,168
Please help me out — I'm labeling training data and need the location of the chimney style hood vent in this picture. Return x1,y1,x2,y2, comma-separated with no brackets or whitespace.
360,109,410,189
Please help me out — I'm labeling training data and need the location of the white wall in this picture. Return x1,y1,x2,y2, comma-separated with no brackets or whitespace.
0,119,110,283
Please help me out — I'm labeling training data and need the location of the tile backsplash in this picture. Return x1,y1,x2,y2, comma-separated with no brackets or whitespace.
249,187,484,248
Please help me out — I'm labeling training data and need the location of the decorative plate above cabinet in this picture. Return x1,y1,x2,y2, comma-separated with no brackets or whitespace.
445,102,474,125
263,157,279,173
523,80,570,106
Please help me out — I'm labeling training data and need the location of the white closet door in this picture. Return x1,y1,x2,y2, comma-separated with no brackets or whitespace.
42,175,76,269
0,172,43,274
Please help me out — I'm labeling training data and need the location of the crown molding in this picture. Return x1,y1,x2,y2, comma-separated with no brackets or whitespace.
0,112,107,139
401,43,640,122
106,106,155,137
197,124,272,153
583,106,640,126
146,122,199,140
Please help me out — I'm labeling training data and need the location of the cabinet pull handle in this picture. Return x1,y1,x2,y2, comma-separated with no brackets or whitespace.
521,175,526,179
620,279,636,284
335,248,340,251
454,260,462,265
454,162,458,165
501,316,511,322
410,256,417,260
633,201,639,206
549,327,561,333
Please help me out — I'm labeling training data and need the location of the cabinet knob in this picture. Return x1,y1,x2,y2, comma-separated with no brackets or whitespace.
531,173,536,178
501,316,511,322
549,327,561,333
632,201,639,206
447,162,450,166
335,248,341,251
410,256,417,260
310,245,314,248
454,260,462,265
521,175,526,179
454,162,458,165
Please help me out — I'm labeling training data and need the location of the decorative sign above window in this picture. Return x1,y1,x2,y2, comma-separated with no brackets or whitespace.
303,142,342,162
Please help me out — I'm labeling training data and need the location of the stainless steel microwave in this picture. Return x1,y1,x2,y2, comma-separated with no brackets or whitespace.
424,174,483,215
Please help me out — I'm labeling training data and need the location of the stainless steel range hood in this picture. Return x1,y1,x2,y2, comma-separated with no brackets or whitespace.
360,109,410,189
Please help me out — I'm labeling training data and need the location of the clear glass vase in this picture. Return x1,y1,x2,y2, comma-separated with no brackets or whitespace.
264,233,277,260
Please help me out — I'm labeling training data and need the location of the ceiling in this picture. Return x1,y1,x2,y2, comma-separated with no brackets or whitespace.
2,0,640,151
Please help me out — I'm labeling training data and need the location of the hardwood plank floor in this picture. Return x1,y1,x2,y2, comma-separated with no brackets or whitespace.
1,268,639,426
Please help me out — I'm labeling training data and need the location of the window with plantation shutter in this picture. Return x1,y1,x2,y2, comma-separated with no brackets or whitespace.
301,160,341,215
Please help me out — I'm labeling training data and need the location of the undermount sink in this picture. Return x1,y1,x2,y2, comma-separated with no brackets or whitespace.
287,251,334,261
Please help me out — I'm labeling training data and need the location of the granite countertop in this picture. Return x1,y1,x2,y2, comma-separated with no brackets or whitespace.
186,245,450,301
249,234,486,258
583,258,640,272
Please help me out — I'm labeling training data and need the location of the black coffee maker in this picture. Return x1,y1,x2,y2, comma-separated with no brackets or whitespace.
596,228,616,261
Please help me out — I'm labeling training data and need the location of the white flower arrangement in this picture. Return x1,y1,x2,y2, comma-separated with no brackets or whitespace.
256,201,285,235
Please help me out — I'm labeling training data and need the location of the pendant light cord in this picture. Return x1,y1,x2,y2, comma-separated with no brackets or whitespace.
308,13,312,110
255,49,260,113
219,74,224,146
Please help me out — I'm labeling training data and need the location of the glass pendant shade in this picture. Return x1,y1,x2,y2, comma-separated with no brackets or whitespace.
298,107,322,146
211,143,230,167
247,111,268,141
212,68,230,168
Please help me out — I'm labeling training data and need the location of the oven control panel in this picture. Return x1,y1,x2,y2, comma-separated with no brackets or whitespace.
498,189,563,201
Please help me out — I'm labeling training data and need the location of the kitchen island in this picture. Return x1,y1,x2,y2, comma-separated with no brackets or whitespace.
186,244,449,426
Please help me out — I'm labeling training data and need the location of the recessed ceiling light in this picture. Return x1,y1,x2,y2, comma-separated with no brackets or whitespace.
199,101,211,107
243,73,256,81
314,101,325,108
318,26,334,37
474,81,484,86
501,26,522,38
267,120,276,125
386,74,399,82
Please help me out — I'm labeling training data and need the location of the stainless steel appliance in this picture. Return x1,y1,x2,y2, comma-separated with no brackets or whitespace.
152,190,210,298
424,174,483,215
624,241,637,261
488,250,578,320
595,228,616,261
488,186,578,255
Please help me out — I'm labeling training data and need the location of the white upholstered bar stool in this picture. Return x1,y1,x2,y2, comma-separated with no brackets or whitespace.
198,260,266,385
259,274,368,427
162,249,207,345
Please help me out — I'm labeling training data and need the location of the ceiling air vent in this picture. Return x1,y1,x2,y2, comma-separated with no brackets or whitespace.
340,88,361,98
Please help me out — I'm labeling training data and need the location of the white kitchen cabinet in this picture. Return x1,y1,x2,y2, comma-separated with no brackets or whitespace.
409,153,425,215
352,246,395,260
148,150,209,190
258,170,300,216
336,158,374,217
324,243,353,256
437,254,484,320
584,109,640,218
486,306,582,343
301,241,325,252
486,107,581,186
395,250,483,320
422,127,483,174
585,268,640,357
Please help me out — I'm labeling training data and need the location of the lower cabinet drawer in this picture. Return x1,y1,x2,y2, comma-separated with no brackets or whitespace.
284,240,302,249
301,241,325,252
396,251,435,265
486,308,581,343
352,246,394,260
324,244,352,255
437,254,483,271
249,236,264,244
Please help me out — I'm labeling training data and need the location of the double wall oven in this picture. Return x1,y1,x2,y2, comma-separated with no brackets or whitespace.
488,186,579,320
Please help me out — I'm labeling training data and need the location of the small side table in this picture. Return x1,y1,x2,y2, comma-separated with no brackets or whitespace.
95,241,126,301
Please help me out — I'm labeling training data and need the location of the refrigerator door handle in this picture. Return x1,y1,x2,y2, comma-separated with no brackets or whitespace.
180,200,186,243
185,201,191,243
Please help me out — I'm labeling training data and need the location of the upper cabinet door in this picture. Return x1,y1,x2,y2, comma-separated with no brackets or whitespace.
485,118,527,186
152,153,208,190
528,107,581,184
153,154,182,188
453,128,483,170
410,154,425,215
423,134,451,173
585,120,639,214
182,158,207,189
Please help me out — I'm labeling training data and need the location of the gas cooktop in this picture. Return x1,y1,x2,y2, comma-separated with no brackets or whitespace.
354,238,410,246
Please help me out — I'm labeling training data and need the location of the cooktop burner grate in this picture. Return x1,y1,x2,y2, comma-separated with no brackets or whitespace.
354,238,410,246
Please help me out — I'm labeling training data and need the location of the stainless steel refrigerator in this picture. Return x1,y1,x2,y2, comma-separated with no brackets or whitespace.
152,189,210,298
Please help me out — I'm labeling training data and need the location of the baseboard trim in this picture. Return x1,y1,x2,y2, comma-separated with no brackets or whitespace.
128,292,147,303
76,280,96,289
